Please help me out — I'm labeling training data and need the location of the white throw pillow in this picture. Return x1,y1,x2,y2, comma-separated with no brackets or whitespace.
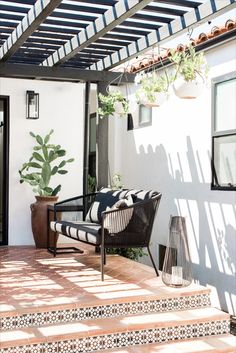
103,194,134,234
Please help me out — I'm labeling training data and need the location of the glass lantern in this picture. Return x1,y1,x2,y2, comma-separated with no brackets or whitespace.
162,216,192,287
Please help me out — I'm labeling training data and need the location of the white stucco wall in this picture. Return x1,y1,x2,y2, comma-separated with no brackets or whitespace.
0,78,84,246
108,40,236,315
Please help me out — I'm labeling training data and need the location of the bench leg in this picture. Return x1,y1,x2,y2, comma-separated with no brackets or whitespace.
101,230,105,281
101,247,104,281
147,246,159,277
104,248,106,265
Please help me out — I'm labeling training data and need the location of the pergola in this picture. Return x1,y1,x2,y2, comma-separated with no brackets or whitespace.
0,0,235,187
0,0,235,81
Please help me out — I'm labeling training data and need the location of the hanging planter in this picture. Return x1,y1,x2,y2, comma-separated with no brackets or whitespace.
97,90,129,118
135,71,170,107
173,77,205,99
138,91,168,107
169,43,208,99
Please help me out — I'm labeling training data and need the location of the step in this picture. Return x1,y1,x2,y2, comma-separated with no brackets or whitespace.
0,307,230,352
98,334,236,353
0,289,211,332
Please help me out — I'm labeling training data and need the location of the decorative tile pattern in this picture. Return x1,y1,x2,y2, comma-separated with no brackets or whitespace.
0,319,230,353
0,293,211,331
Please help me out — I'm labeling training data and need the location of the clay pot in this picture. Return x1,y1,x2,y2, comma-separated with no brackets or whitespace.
30,195,59,248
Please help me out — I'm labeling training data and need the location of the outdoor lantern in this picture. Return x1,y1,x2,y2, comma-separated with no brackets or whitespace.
26,90,39,119
162,216,192,288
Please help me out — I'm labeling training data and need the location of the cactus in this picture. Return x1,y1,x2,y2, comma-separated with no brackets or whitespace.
19,130,74,196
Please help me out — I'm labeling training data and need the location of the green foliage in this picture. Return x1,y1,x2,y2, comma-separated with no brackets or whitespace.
106,247,147,261
135,71,171,104
111,173,123,190
19,130,74,196
88,174,96,193
97,90,129,117
169,44,209,82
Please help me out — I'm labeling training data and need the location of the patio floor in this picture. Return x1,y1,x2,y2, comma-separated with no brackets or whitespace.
0,244,235,352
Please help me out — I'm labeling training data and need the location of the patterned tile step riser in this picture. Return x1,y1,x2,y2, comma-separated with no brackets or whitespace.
0,320,230,353
0,293,211,331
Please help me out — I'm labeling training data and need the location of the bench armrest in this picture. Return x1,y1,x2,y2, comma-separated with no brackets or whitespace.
50,192,97,220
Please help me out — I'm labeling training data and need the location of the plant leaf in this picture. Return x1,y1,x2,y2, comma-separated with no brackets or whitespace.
36,135,43,145
33,146,41,151
27,162,42,169
51,166,58,175
30,131,36,138
48,151,58,162
43,187,53,194
52,184,61,196
67,158,74,163
57,149,66,157
58,160,66,168
32,152,44,162
44,133,51,145
58,170,68,174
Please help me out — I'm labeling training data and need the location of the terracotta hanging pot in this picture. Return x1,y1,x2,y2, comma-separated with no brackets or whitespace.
30,195,59,248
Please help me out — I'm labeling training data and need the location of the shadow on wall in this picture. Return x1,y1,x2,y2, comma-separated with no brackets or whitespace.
120,133,236,314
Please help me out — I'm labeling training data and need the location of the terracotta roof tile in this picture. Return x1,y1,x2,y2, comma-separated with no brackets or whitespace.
126,19,236,74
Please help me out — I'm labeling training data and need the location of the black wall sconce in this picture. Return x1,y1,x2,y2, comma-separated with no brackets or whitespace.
26,90,39,119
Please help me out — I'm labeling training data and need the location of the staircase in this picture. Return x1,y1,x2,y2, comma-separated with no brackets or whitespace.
0,247,235,352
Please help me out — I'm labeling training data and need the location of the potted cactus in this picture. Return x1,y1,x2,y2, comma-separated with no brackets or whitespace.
19,130,74,248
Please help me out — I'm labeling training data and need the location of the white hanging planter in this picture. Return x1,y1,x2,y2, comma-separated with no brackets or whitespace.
173,77,205,99
139,91,168,107
114,101,128,117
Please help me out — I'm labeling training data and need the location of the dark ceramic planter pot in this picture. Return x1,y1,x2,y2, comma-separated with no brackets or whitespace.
30,195,58,248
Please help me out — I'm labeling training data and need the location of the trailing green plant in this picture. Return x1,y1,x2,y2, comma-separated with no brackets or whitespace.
97,90,129,117
169,44,209,82
88,174,96,193
19,130,74,196
106,247,147,262
111,173,123,190
135,71,171,104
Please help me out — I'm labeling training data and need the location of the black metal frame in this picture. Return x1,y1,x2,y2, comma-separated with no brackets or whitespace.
47,204,84,256
47,192,97,255
211,71,236,191
48,190,162,281
0,96,9,246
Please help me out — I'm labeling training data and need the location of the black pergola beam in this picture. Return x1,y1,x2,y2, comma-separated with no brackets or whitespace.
91,0,236,71
154,0,203,8
0,63,135,83
42,0,153,67
0,0,62,62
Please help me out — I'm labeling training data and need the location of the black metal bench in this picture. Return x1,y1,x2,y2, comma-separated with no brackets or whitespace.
48,188,162,281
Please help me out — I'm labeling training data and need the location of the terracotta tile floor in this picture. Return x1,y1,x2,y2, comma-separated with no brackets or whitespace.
0,243,210,317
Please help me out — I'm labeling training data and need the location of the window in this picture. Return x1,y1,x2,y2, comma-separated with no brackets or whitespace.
211,72,236,190
127,105,152,130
